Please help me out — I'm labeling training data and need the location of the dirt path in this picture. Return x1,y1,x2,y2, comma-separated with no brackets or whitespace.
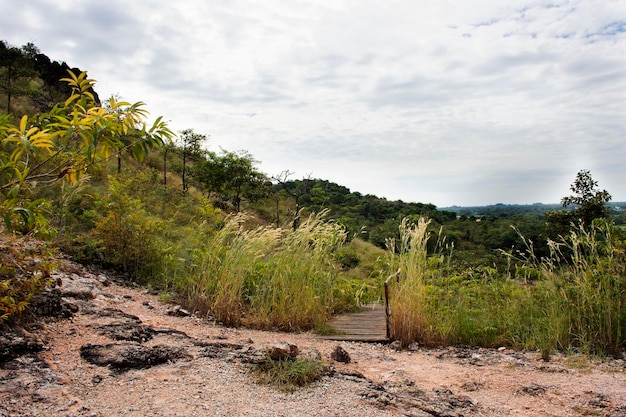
1,263,625,417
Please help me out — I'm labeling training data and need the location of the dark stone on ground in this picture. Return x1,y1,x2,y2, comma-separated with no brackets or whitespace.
0,330,44,363
435,345,530,367
331,345,351,363
80,343,190,371
91,308,141,321
60,288,95,300
267,343,299,361
360,382,477,417
518,383,547,396
92,321,156,342
29,289,77,319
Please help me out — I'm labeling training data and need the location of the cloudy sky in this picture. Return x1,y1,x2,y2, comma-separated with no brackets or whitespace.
3,0,625,206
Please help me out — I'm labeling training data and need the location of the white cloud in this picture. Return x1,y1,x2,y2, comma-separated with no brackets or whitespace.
2,0,625,206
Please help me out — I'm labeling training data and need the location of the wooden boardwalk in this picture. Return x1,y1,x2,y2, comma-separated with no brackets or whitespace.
319,303,388,342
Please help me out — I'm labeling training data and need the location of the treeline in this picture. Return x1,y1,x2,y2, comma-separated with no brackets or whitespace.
139,129,624,273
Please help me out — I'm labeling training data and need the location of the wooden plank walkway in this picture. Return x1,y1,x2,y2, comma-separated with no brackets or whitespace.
319,303,388,342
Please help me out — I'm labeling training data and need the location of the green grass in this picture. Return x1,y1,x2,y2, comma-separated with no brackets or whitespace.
252,355,329,392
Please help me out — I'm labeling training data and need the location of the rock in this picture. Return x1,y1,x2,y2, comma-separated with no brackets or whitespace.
60,288,95,300
198,341,245,359
167,305,191,317
80,343,190,371
0,329,44,363
330,345,351,363
97,274,110,286
267,343,299,361
304,347,322,361
29,289,77,318
92,321,155,342
518,383,547,396
408,342,420,351
389,340,402,351
360,384,475,417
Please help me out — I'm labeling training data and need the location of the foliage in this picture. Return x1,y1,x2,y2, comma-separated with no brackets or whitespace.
0,41,39,114
194,150,271,212
511,221,626,356
386,217,441,347
1,41,97,115
384,215,625,356
0,69,173,236
177,128,208,195
0,233,57,321
332,237,389,306
92,175,167,280
546,169,612,237
271,177,456,240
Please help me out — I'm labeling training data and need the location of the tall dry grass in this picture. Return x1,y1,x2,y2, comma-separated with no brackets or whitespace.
179,211,347,331
514,221,626,356
385,217,625,356
386,217,442,347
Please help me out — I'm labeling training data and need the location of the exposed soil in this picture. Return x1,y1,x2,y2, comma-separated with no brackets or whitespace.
1,262,625,417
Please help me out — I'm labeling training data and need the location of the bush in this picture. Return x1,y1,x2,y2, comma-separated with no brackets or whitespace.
92,175,167,281
0,233,57,321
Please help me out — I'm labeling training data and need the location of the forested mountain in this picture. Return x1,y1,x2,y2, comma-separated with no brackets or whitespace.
0,40,98,116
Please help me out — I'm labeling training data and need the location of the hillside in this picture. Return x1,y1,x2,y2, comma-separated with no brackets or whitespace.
2,41,625,365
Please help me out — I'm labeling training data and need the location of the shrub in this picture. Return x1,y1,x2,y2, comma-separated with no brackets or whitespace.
92,175,167,281
521,221,626,356
0,233,57,321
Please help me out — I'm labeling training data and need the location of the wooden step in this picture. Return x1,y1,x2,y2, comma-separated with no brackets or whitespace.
319,303,388,342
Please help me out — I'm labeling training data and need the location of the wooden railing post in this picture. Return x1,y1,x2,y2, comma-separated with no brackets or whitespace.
384,269,400,340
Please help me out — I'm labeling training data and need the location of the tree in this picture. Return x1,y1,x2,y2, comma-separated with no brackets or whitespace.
161,140,176,189
177,129,207,195
273,171,313,230
189,151,224,198
0,70,173,234
220,150,271,212
546,169,612,236
0,41,38,114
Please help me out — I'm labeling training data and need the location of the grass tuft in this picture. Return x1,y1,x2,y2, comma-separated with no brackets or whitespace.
252,355,329,392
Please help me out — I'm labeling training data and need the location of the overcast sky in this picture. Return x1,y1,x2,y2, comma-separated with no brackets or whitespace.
3,0,625,206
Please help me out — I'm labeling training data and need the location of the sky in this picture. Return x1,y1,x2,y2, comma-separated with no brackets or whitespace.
2,0,625,207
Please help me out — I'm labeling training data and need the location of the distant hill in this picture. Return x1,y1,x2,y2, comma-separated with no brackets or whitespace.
1,40,98,116
442,202,626,219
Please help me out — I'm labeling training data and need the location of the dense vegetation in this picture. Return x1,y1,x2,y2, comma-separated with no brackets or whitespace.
1,41,624,357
